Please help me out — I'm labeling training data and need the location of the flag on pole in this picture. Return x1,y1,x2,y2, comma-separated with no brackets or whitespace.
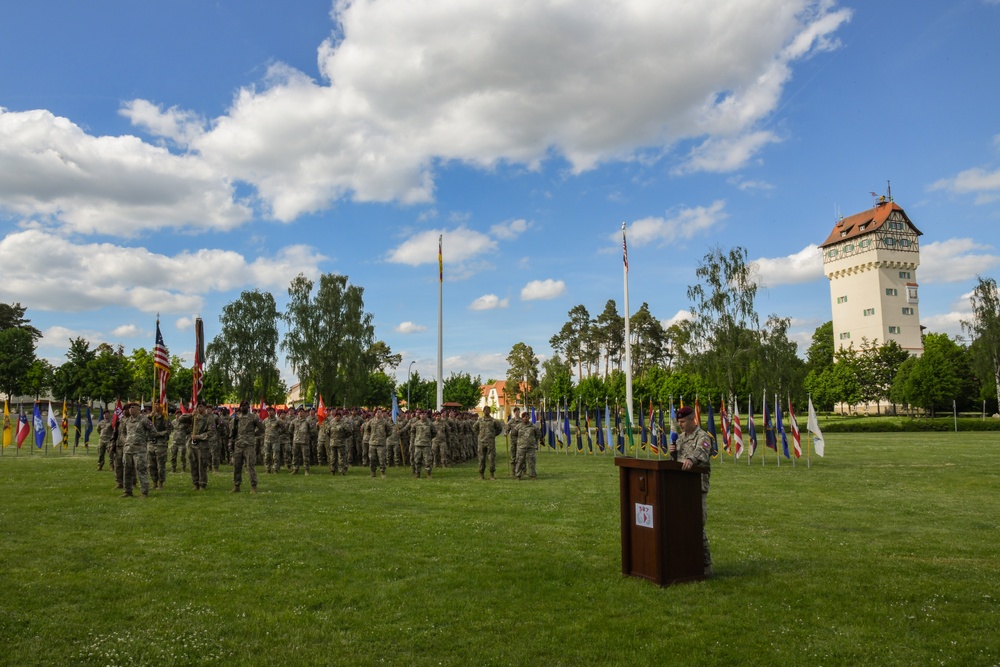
604,401,612,454
192,317,205,407
705,400,718,457
719,397,731,454
48,400,63,447
61,398,69,448
547,408,556,449
318,394,328,424
788,398,802,459
776,397,789,458
563,404,571,449
731,400,744,458
2,400,11,448
764,394,777,450
584,407,593,453
113,399,124,428
574,405,583,452
638,401,646,451
85,403,93,446
694,396,701,427
74,403,82,448
153,318,171,406
657,403,666,456
595,405,604,452
17,404,30,448
807,397,825,457
258,398,268,420
747,395,758,458
390,394,399,424
33,403,45,448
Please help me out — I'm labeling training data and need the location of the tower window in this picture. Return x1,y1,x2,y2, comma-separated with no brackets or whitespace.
860,239,871,248
884,237,896,246
837,295,848,304
885,288,898,296
899,271,911,279
888,326,901,334
902,307,914,315
863,308,875,316
900,239,911,247
839,332,851,340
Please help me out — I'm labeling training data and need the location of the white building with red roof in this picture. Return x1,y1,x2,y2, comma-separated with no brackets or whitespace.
820,196,923,356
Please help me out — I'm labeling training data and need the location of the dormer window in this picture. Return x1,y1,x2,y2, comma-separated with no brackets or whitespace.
859,224,867,231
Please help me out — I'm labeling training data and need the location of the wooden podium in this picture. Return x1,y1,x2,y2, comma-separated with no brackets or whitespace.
615,457,707,586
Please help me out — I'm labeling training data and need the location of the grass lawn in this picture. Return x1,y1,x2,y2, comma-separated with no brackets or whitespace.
1,434,999,666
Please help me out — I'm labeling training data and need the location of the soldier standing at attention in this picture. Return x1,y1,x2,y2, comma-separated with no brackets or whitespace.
184,403,213,491
119,403,155,497
410,411,434,478
511,410,541,481
290,407,314,475
326,410,352,475
473,406,504,480
669,405,713,577
367,408,390,478
170,410,190,473
146,402,172,490
95,409,114,471
230,401,264,493
262,406,285,473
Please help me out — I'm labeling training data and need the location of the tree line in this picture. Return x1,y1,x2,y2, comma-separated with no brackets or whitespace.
503,248,1000,417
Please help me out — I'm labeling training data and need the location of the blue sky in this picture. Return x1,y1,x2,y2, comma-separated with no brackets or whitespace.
2,0,999,389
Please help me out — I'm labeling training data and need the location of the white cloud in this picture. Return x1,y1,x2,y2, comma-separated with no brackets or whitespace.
521,279,566,301
930,166,1000,204
469,294,509,310
490,218,531,240
119,99,206,146
39,326,111,351
111,324,142,338
661,310,693,328
920,310,968,337
675,131,781,174
755,244,824,287
386,227,498,280
175,317,195,332
919,239,1000,283
395,321,427,334
0,108,252,236
0,229,324,313
621,201,728,248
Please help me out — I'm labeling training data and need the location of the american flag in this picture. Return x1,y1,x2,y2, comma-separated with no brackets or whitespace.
192,317,205,407
154,318,171,406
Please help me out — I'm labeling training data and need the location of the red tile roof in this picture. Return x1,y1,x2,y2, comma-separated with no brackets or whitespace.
819,200,922,248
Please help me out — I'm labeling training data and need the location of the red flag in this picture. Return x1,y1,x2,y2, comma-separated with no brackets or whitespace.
789,398,802,459
719,398,730,453
16,403,30,448
192,317,205,407
112,399,124,428
317,395,327,424
259,397,268,420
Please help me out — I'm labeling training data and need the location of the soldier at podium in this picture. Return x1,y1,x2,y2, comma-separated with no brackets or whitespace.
669,406,713,577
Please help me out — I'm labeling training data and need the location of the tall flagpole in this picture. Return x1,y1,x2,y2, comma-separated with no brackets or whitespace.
436,234,444,412
622,223,634,457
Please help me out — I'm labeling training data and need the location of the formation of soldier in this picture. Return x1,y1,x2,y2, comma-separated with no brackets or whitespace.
97,402,542,497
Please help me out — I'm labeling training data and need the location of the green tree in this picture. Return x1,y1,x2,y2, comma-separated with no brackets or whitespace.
0,327,36,399
0,302,42,341
805,321,835,375
443,372,482,410
207,289,282,402
397,371,436,411
538,354,573,406
629,302,669,380
282,273,378,408
87,344,132,404
51,337,97,400
750,315,805,400
593,299,624,377
894,333,964,416
24,359,54,398
363,370,397,408
505,342,540,405
962,275,1000,413
686,245,759,396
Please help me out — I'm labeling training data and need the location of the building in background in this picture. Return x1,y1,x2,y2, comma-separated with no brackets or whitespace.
820,194,924,356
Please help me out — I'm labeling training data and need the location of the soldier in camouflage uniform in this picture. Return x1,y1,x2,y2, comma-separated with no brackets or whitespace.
669,405,713,577
511,410,541,480
410,411,434,478
430,412,447,469
280,410,294,470
182,404,213,490
290,407,314,475
507,408,521,472
170,411,190,473
230,401,264,493
324,410,352,475
119,403,156,497
145,403,172,490
473,406,504,480
262,407,285,473
95,410,114,471
366,409,390,477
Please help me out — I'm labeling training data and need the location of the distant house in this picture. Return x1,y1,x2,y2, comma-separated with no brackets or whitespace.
477,380,527,420
286,382,304,406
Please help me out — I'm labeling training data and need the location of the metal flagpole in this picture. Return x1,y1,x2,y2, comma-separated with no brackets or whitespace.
436,235,444,412
621,222,634,457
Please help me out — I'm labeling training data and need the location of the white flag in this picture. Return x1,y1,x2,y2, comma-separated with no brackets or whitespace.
47,400,63,446
807,397,824,457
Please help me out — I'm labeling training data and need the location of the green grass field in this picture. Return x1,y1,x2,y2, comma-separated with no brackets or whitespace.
2,434,999,666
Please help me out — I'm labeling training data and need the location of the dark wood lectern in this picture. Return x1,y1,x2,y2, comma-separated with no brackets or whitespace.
614,457,708,586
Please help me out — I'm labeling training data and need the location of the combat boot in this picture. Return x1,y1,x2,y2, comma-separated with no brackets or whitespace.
490,473,496,480
231,485,240,493
478,472,484,480
250,486,258,494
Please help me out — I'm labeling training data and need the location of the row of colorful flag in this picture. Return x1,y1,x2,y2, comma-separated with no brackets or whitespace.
522,395,825,460
2,399,96,450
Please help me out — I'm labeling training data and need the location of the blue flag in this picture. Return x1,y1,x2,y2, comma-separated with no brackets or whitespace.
705,400,718,457
764,396,777,450
776,398,789,458
74,404,82,447
747,395,758,458
33,403,45,448
595,405,605,452
85,404,94,445
391,393,399,424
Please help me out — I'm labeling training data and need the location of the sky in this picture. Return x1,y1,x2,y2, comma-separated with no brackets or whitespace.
2,0,1000,392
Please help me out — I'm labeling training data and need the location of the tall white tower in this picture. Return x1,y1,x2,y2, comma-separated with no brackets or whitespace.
820,196,923,355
